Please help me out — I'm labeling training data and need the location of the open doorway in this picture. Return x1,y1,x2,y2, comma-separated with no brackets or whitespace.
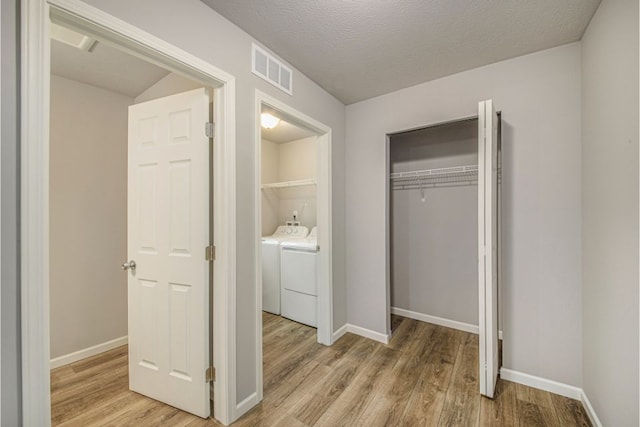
15,0,240,418
48,21,216,423
254,91,333,401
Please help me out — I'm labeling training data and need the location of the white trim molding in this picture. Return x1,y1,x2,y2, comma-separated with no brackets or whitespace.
331,324,349,343
391,307,479,335
21,0,52,424
49,337,128,370
500,368,603,426
339,324,390,345
235,392,259,421
499,368,582,400
22,0,237,424
580,390,603,427
391,307,503,340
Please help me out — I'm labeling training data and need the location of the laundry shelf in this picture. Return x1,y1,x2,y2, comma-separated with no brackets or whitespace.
261,178,317,189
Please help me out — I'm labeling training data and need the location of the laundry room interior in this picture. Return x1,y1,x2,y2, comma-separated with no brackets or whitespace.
260,107,321,331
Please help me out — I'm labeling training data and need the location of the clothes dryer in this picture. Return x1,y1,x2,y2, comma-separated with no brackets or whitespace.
261,225,309,314
280,227,318,327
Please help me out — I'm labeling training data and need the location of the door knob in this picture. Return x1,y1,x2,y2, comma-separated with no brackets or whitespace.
121,260,136,271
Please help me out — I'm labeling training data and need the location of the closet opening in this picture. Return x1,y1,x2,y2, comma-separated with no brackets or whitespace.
254,92,334,402
386,100,502,398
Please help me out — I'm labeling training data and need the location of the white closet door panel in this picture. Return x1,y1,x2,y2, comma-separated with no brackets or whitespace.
478,99,500,399
127,88,210,418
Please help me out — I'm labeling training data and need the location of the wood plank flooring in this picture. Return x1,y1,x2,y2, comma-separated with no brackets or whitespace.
51,314,591,426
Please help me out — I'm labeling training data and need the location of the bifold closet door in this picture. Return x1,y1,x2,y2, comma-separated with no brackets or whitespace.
478,99,499,398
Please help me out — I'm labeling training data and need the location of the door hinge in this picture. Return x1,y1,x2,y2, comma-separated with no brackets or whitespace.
205,245,216,261
206,366,216,382
205,122,215,138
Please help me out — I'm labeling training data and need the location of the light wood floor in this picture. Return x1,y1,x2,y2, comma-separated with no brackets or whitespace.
51,314,591,426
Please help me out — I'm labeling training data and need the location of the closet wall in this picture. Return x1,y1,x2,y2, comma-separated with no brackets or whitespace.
50,75,132,359
581,0,639,425
390,120,478,326
50,73,208,361
262,135,318,235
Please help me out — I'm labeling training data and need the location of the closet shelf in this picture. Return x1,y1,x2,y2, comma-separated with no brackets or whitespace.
261,178,317,189
390,165,479,190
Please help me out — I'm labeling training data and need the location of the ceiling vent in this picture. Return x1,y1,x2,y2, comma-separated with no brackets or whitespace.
252,43,292,95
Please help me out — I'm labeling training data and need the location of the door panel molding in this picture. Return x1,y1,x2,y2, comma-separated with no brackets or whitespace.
478,99,500,398
128,89,210,417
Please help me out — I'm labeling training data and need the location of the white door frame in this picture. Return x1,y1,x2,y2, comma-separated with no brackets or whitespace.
253,90,333,401
21,0,237,425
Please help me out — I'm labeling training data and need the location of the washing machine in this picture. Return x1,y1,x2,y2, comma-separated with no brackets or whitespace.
261,225,309,314
280,227,318,327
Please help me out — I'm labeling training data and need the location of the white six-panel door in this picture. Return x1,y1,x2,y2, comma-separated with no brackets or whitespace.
126,88,211,417
478,99,500,398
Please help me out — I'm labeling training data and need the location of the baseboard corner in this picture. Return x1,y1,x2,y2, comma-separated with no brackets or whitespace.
331,323,349,343
499,368,582,400
234,392,259,422
344,323,389,344
580,390,603,427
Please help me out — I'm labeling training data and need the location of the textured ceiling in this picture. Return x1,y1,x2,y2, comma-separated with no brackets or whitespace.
202,0,600,104
51,39,170,98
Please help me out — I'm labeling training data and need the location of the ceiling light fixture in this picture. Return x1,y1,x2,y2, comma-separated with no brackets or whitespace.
50,23,98,52
261,113,281,129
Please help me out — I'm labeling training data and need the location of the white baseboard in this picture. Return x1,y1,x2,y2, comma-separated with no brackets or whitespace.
391,307,478,334
391,306,503,340
331,324,349,343
234,392,258,422
580,390,603,427
499,368,582,400
334,323,389,345
500,368,602,426
50,336,128,369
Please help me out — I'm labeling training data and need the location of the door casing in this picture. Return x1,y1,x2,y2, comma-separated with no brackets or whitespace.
253,90,334,404
21,0,237,424
384,107,502,398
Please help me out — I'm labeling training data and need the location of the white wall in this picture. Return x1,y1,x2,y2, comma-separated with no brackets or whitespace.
135,72,205,104
581,0,639,425
49,75,131,359
278,136,318,182
346,43,583,387
261,139,279,235
262,136,318,234
81,0,347,407
277,136,317,229
390,123,479,326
